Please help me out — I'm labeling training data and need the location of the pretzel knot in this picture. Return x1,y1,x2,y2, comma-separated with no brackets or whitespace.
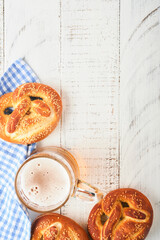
31,213,89,240
0,83,62,144
88,188,153,240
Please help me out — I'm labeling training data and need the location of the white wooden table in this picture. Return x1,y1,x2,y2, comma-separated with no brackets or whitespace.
0,0,160,239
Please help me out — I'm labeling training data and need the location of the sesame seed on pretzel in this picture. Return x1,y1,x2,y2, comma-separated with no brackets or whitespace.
31,213,89,240
88,188,153,240
0,83,62,144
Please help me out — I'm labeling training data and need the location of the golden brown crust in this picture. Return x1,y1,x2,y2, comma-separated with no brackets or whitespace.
31,213,89,240
0,83,62,144
88,188,153,240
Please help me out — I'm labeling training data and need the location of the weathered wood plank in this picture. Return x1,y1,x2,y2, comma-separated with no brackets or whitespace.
60,0,120,229
120,1,160,239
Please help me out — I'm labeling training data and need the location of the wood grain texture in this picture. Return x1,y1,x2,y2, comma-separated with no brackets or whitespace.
60,0,120,229
2,0,120,231
120,0,160,239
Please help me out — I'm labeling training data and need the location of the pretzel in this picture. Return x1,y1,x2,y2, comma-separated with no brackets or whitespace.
0,83,62,144
31,213,89,240
88,188,153,240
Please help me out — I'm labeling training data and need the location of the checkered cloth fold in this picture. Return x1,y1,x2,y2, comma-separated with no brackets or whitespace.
0,59,38,239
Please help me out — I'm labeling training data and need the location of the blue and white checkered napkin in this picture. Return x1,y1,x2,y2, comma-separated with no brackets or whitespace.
0,59,38,239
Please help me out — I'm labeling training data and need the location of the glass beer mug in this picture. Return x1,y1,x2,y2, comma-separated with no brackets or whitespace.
15,146,104,212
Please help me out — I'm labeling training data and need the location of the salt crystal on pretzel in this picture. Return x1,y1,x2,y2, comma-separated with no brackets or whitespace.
88,188,153,240
0,83,62,144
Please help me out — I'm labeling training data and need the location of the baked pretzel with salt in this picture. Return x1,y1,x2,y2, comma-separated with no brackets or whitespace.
0,83,62,144
88,188,153,240
31,213,89,240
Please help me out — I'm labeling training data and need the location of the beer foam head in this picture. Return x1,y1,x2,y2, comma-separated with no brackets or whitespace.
20,157,71,207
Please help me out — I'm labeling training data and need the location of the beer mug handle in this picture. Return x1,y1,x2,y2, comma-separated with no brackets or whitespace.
73,179,104,202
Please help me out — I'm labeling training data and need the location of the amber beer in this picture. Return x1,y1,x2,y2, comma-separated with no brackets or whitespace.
20,157,70,207
15,147,103,212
